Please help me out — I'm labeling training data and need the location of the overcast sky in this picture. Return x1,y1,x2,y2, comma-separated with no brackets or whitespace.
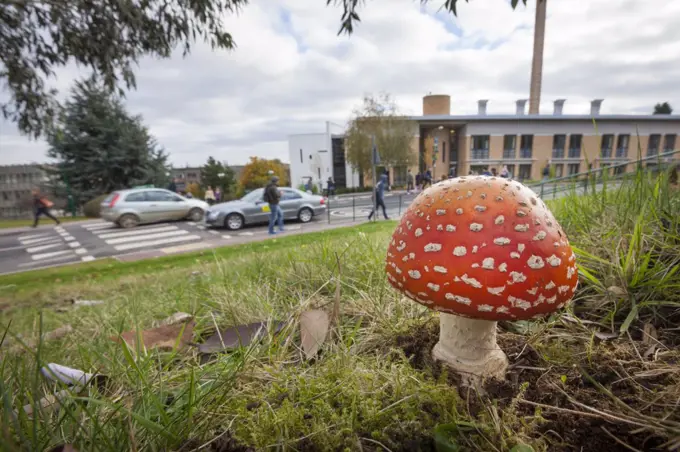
1,0,678,167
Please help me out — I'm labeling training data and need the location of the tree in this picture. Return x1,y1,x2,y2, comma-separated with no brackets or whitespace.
201,156,236,195
1,0,246,139
653,102,673,115
186,182,204,199
423,136,434,172
238,157,289,194
46,78,171,203
330,0,533,35
344,93,416,183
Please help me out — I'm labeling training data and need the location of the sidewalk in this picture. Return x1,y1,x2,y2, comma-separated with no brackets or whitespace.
0,219,101,236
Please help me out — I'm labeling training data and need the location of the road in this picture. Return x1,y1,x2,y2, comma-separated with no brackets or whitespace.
0,183,612,275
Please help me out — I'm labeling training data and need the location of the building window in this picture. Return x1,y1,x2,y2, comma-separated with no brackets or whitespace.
663,134,677,153
614,165,626,175
616,134,630,158
567,163,580,175
554,164,564,178
470,135,490,160
519,135,533,159
2,192,8,201
470,165,488,175
442,141,446,163
568,135,582,158
600,134,614,158
552,135,566,159
518,164,532,181
503,135,516,159
647,134,661,156
505,164,515,178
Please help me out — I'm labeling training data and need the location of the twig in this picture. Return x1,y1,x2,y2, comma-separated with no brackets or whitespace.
359,437,394,452
600,426,643,452
517,399,638,423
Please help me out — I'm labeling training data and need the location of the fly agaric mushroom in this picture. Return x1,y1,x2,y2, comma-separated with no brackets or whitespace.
385,176,577,381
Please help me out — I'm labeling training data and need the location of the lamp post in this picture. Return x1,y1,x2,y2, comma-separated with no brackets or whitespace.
432,126,443,182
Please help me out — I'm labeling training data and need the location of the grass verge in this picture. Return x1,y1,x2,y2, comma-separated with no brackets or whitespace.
1,170,679,451
0,216,88,229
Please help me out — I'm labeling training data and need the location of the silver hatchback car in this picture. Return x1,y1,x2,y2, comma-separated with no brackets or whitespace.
100,188,209,228
205,187,327,230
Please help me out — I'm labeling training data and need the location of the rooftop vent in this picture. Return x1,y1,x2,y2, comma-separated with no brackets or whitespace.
477,99,489,116
590,99,604,116
553,99,566,115
516,99,527,115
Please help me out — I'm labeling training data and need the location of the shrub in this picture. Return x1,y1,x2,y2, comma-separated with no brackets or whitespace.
83,194,109,218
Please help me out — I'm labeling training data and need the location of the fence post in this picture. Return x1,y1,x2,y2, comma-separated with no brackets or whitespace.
352,195,355,222
540,182,545,198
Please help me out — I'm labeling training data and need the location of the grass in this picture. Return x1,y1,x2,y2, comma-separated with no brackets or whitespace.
1,169,679,451
0,216,88,229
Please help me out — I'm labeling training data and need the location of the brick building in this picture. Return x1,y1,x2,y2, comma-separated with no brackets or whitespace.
0,164,50,218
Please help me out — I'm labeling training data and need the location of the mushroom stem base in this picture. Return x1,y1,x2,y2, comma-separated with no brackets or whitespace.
432,313,508,384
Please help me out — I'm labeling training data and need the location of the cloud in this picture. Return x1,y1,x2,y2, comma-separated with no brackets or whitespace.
1,0,678,167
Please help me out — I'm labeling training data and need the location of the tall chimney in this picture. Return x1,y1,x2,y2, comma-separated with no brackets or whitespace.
516,99,528,115
529,0,547,114
590,99,603,116
553,99,566,115
477,99,489,115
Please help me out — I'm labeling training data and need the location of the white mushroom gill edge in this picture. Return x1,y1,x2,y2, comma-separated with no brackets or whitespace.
432,313,509,383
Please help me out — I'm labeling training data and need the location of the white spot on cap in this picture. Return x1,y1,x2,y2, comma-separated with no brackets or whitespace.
405,290,415,299
453,246,467,257
547,254,562,267
478,304,494,312
466,190,473,198
487,286,505,296
510,252,520,259
558,285,570,295
499,263,508,272
461,274,482,288
472,245,479,254
415,228,423,237
508,295,531,310
482,257,495,270
494,215,505,225
434,266,448,274
527,255,545,269
534,219,541,225
517,210,528,217
453,276,461,282
514,224,530,232
471,263,480,268
409,252,415,260
527,287,538,295
470,223,483,232
545,281,556,290
547,295,557,304
437,224,443,231
567,266,576,279
406,221,413,230
446,224,456,232
394,267,402,274
427,283,440,292
518,244,526,253
396,241,406,252
408,270,421,279
474,205,487,212
494,237,511,246
456,208,463,215
424,265,430,272
509,271,527,284
445,293,472,305
496,306,509,314
495,196,504,202
402,255,409,262
424,243,442,252
436,209,447,216
397,282,403,288
533,231,547,241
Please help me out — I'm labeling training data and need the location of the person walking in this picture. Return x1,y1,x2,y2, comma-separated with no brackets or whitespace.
406,169,414,194
326,177,336,197
368,173,390,221
204,186,216,206
214,187,222,203
500,165,510,178
32,188,60,228
264,176,284,235
542,162,551,181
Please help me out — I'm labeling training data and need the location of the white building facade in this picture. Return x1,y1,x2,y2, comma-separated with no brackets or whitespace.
288,121,360,192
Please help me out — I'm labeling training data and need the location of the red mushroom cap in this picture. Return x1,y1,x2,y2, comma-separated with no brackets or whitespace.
385,176,577,321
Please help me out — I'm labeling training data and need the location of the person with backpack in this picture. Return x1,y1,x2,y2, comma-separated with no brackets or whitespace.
264,176,284,235
368,173,390,221
32,188,60,228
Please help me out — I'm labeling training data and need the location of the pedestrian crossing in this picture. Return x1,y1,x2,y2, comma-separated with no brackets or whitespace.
81,221,202,252
14,226,94,267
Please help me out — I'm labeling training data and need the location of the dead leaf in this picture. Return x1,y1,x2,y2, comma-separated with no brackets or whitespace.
72,299,105,306
154,312,193,327
642,322,658,346
643,344,658,360
606,286,626,297
198,321,285,354
300,310,329,360
112,321,194,351
41,363,96,386
594,331,619,341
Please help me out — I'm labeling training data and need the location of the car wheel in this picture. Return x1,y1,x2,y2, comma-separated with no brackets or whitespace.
188,208,204,222
118,214,139,229
225,213,244,230
298,207,313,223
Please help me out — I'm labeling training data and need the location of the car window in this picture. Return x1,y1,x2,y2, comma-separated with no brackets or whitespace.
242,189,264,203
146,190,175,202
102,193,117,203
125,192,147,202
281,190,302,201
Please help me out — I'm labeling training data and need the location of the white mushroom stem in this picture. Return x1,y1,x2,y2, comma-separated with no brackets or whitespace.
432,313,508,383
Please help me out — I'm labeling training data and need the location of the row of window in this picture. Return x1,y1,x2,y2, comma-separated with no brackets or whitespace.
0,189,31,203
0,172,45,186
468,163,589,181
0,207,32,218
469,133,678,161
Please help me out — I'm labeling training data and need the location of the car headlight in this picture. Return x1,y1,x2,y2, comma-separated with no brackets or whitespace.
207,211,219,219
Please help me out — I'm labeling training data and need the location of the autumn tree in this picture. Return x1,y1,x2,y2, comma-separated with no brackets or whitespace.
201,156,236,195
422,136,435,172
1,0,246,138
344,93,416,183
653,102,673,115
238,157,290,194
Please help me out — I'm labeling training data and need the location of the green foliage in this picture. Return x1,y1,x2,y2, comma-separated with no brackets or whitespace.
46,78,170,204
83,194,109,218
344,93,416,183
653,102,673,114
200,157,235,195
238,157,290,194
1,0,247,138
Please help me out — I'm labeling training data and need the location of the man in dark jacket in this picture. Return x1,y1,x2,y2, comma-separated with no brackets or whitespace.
368,174,389,221
32,188,60,228
264,176,284,235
